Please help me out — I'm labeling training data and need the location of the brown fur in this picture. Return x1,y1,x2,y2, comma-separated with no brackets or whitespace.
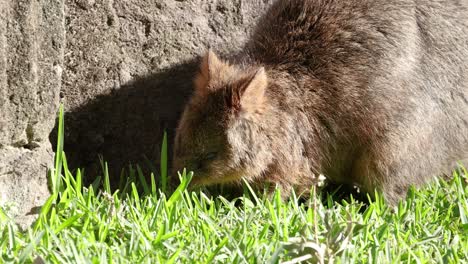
172,0,468,204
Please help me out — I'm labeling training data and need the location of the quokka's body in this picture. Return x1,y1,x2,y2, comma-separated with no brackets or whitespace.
172,0,468,204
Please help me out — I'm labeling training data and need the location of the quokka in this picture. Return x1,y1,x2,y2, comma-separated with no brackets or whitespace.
172,0,468,204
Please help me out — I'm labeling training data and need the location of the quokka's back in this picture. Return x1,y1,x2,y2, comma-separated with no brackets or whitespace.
173,0,468,204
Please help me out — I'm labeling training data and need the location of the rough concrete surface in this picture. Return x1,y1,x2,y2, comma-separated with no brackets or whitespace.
1,0,64,228
1,0,272,227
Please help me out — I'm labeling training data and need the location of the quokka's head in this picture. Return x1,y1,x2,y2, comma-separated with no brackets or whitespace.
172,50,275,187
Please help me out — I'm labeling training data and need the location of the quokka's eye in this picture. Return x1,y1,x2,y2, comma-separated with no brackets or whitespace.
194,152,218,171
205,152,218,161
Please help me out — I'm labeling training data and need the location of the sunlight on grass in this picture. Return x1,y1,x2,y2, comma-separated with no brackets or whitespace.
0,107,467,263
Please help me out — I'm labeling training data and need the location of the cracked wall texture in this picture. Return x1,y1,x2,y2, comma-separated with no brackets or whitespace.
0,0,272,227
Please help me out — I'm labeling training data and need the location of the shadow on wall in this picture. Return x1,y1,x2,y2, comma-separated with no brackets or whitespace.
49,59,199,187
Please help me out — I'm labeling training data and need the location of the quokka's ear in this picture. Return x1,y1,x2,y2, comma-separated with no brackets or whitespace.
194,49,225,96
227,67,268,112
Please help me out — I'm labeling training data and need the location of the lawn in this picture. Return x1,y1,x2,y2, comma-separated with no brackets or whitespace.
1,107,467,263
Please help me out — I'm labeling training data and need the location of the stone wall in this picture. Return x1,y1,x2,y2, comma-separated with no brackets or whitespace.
0,0,65,228
0,0,271,227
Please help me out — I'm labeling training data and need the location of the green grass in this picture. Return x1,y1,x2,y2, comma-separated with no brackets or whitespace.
0,107,467,263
